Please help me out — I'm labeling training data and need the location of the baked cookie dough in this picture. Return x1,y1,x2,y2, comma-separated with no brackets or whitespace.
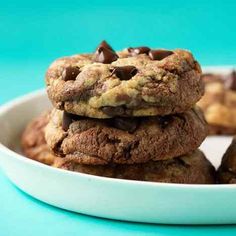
217,138,236,184
197,71,236,135
21,112,55,165
46,41,203,118
54,149,215,184
45,107,208,165
21,112,215,184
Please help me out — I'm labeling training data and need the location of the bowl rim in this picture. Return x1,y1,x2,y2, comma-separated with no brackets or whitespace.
0,70,235,189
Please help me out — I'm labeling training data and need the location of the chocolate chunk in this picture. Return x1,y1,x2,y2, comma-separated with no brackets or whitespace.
97,40,115,52
94,41,118,64
62,112,79,131
62,66,80,81
225,71,236,91
111,66,138,80
149,50,174,61
112,117,138,133
128,46,150,56
101,106,125,116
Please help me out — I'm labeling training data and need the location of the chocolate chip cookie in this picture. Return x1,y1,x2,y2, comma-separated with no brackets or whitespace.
21,112,55,165
45,107,208,165
46,41,203,118
197,71,236,135
217,138,236,184
54,150,215,184
21,112,215,184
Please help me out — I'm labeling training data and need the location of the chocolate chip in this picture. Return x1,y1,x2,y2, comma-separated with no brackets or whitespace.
158,116,173,129
62,66,80,81
101,106,125,116
94,47,118,64
62,112,79,131
97,40,115,52
94,41,118,64
149,50,174,61
128,46,150,56
225,70,236,91
112,117,138,133
111,66,138,80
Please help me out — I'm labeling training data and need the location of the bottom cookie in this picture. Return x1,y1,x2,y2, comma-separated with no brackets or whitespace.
217,138,236,184
53,150,215,184
21,112,215,184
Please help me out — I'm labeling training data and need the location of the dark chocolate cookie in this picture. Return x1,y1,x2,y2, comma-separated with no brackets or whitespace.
21,112,215,184
45,107,208,164
53,149,215,184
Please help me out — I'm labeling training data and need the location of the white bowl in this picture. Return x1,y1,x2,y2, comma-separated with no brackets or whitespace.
0,74,236,224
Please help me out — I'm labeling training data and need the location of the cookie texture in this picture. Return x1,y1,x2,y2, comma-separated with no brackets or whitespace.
45,107,208,165
21,112,55,165
197,71,236,135
217,138,236,184
21,111,215,184
46,42,203,118
53,149,215,184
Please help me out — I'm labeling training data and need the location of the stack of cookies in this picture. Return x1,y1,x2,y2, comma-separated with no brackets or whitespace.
22,41,215,184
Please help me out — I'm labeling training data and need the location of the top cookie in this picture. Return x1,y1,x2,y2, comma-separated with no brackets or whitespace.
46,41,203,118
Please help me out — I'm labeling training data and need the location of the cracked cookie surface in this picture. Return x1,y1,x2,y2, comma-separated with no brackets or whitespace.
46,42,203,118
45,107,208,164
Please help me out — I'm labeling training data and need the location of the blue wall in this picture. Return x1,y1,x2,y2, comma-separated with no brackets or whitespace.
1,0,236,102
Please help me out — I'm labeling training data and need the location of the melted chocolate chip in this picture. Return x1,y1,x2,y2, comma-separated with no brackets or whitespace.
94,41,118,64
101,106,125,116
149,50,174,61
128,46,150,56
112,117,138,133
111,66,138,80
98,40,114,52
94,47,118,64
225,70,236,91
62,112,79,131
62,66,80,81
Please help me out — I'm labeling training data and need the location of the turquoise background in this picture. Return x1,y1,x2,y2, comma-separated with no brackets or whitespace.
1,0,236,235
